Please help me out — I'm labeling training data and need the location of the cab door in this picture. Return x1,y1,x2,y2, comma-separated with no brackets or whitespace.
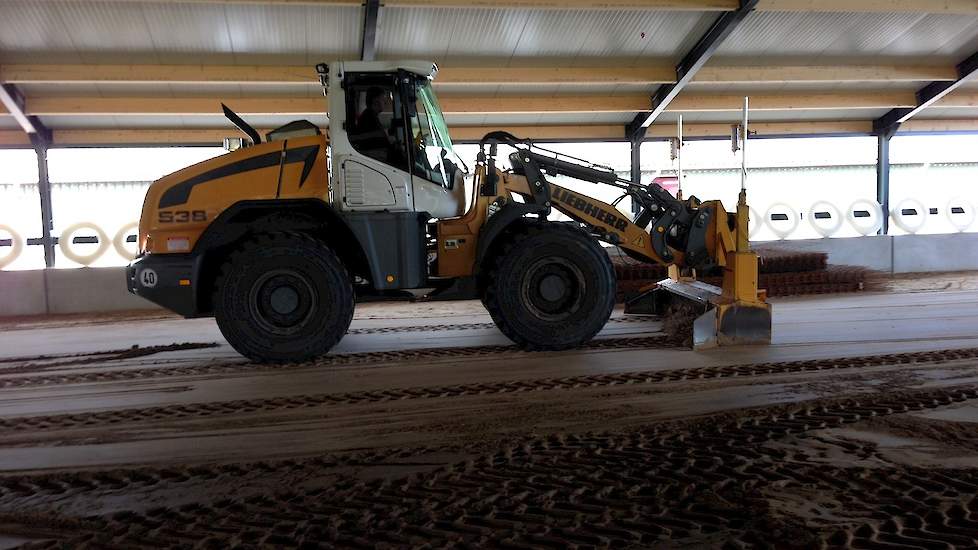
334,72,414,212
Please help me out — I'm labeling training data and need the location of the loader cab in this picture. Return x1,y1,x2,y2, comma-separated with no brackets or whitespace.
326,61,467,218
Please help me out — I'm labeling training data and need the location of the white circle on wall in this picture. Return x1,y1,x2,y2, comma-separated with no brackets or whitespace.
748,206,762,240
807,200,844,238
0,224,24,269
59,222,109,266
946,197,976,232
890,198,928,234
113,222,140,260
764,202,798,240
846,199,883,236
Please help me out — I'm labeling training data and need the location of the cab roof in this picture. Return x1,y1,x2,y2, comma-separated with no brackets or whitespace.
337,60,438,80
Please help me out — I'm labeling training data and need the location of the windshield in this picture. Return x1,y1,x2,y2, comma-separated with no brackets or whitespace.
415,80,465,181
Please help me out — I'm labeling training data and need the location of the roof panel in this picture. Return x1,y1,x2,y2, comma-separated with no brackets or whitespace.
0,1,79,62
379,7,714,64
576,10,712,61
879,14,978,58
54,2,156,63
508,10,595,59
224,4,309,60
304,5,362,62
379,7,529,62
718,11,978,61
818,13,929,56
138,3,234,61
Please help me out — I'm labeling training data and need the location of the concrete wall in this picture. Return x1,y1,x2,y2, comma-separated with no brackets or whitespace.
892,234,978,273
0,270,48,316
1,232,977,317
0,267,160,317
755,232,978,274
753,236,893,271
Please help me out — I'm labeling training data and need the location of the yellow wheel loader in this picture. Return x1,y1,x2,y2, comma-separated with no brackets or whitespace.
127,60,771,362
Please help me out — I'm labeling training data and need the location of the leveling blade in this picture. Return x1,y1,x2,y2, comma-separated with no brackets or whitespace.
625,278,772,349
696,298,772,349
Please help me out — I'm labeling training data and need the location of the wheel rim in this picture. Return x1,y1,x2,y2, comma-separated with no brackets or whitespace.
248,269,317,335
520,256,586,322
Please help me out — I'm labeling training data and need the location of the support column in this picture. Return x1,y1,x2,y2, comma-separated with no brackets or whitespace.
875,127,897,236
32,138,55,267
629,126,646,216
1,83,55,267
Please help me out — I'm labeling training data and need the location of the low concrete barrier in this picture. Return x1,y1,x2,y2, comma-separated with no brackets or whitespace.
755,233,978,274
0,267,160,317
44,267,159,314
0,270,48,316
892,233,978,273
754,236,893,271
1,232,976,317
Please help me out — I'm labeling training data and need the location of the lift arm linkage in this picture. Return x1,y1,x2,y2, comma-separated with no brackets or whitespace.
485,133,731,272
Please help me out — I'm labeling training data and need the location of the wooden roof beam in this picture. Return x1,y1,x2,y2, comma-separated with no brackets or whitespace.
1,63,956,86
4,119,978,148
16,90,970,116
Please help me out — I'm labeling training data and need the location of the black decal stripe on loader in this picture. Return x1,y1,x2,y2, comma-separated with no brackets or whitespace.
288,144,320,188
159,145,320,209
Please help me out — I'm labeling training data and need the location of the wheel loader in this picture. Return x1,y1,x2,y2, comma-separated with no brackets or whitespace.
127,60,771,363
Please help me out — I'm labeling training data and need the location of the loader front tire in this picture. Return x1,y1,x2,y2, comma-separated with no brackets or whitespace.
484,223,616,350
214,232,354,363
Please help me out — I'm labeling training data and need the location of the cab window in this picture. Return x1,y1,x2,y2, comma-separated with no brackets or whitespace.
345,75,409,171
407,79,461,189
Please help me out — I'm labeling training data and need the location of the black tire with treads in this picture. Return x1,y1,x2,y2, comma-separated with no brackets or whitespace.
213,232,354,363
484,222,615,350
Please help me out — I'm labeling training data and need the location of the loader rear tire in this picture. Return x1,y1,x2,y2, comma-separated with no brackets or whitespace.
484,223,616,350
213,232,354,363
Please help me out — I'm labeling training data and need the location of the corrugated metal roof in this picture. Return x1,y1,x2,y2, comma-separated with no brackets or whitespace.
0,0,361,65
377,7,714,65
0,1,976,138
717,11,978,61
0,2,79,62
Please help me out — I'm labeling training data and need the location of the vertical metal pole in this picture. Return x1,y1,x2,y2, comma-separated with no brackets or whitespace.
740,96,748,192
676,115,683,200
629,127,646,216
736,96,750,252
876,130,892,236
33,141,55,268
